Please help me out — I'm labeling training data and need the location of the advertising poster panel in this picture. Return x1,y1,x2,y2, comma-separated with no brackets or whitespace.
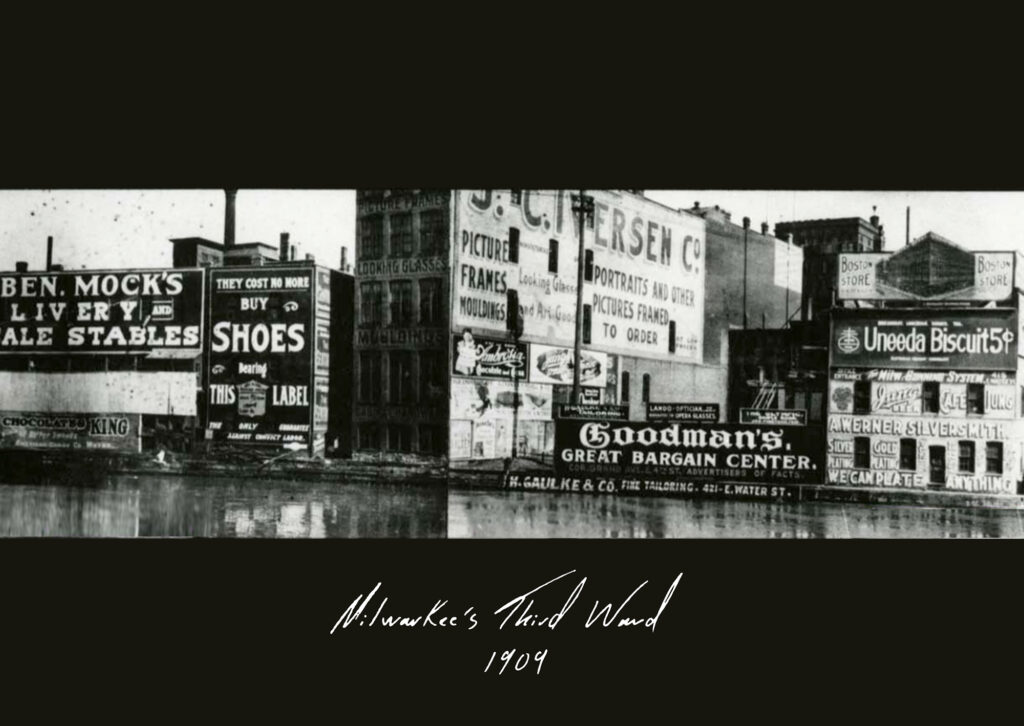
0,411,141,452
206,266,315,446
837,251,1014,301
829,374,1016,420
0,268,204,354
453,190,705,363
739,408,806,426
529,343,607,387
831,309,1017,371
554,419,823,484
451,332,527,380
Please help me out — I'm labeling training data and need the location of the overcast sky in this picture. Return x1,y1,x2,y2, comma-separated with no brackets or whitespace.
2,190,1022,270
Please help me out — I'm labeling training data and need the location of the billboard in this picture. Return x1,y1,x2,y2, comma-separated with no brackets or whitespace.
0,268,204,354
0,411,141,452
206,266,320,447
831,309,1017,371
453,190,705,363
555,419,823,484
450,378,552,422
828,378,1016,419
837,251,1014,301
529,343,607,387
452,332,527,380
826,414,1021,494
557,403,629,420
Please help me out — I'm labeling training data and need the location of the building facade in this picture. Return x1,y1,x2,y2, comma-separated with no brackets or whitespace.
826,236,1023,495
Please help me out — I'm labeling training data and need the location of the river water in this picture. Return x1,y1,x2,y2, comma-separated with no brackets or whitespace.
448,489,1024,538
0,475,447,538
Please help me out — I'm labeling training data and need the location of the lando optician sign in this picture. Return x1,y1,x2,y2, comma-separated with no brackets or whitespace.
554,419,823,484
831,309,1018,371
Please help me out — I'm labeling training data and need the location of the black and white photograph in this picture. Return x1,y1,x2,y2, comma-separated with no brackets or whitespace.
3,189,1022,538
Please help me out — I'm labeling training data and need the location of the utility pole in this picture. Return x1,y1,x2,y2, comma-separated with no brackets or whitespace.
571,190,594,404
905,206,910,246
742,216,750,329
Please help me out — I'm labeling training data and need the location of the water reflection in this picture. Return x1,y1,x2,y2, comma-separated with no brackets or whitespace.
448,490,1024,538
0,475,447,538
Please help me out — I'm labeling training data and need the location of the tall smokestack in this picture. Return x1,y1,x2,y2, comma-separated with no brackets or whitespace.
46,236,53,271
280,232,290,262
224,189,237,248
290,243,297,261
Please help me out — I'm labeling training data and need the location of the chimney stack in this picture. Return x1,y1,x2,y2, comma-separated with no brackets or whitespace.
15,261,28,272
290,243,297,261
46,236,54,271
305,252,315,262
51,264,64,271
224,189,237,248
760,222,769,235
340,247,348,271
280,232,290,262
870,205,880,228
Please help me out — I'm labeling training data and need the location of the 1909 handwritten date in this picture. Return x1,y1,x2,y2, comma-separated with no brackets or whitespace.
330,569,683,675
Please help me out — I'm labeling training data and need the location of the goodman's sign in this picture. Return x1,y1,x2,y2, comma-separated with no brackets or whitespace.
831,309,1017,371
554,419,823,484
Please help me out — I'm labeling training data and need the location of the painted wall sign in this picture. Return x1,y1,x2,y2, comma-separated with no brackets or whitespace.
831,368,1015,385
557,403,629,420
505,472,800,501
739,408,807,426
837,250,1014,301
0,411,141,453
555,420,823,484
453,189,705,363
647,402,719,423
529,343,607,387
451,332,528,380
831,309,1018,371
0,268,204,354
206,266,323,447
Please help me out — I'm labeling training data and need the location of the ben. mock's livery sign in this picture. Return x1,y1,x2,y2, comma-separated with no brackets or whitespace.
0,269,204,354
555,419,823,484
206,266,323,447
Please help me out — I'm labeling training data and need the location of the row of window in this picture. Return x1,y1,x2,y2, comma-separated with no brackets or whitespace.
360,278,444,327
358,350,445,404
849,381,988,415
851,436,1003,474
357,422,446,454
359,210,447,261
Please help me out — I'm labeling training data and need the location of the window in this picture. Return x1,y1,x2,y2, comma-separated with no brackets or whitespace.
389,280,413,325
582,303,591,345
967,383,985,414
508,227,520,263
389,212,413,258
958,441,975,473
642,373,651,403
922,382,939,414
621,371,630,404
389,351,415,404
388,424,412,452
509,190,522,205
986,442,1003,474
359,281,384,327
584,249,594,282
418,424,446,454
419,278,443,325
668,321,676,353
358,215,384,260
419,209,446,257
900,438,916,470
358,422,381,450
419,350,444,402
359,352,382,403
548,239,558,274
854,380,871,414
853,437,870,468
